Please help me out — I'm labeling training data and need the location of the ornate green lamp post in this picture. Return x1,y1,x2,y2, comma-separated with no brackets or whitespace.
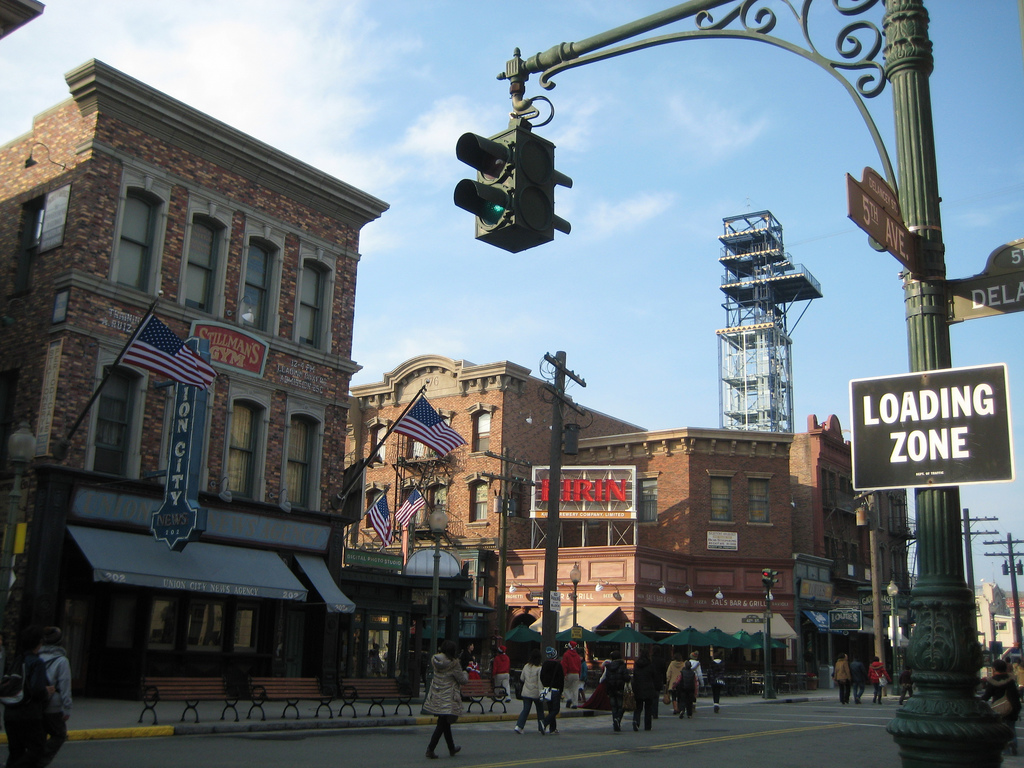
1,422,34,635
428,507,449,658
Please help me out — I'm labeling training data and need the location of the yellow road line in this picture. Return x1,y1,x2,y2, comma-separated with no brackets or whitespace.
462,723,851,768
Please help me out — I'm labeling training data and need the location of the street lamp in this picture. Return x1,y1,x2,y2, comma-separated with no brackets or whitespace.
887,580,900,684
2,422,34,633
569,562,581,633
428,507,449,658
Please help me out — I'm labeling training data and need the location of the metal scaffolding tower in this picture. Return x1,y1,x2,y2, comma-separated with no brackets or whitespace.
717,211,822,433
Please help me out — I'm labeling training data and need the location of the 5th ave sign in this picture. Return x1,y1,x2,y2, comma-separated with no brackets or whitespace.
846,167,921,275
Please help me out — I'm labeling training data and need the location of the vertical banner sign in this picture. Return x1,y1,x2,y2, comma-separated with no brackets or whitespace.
850,364,1015,490
151,382,208,550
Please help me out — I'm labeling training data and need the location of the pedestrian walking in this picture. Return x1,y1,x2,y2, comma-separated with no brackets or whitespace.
982,658,1021,755
600,649,631,731
665,651,685,715
850,656,868,704
560,642,581,709
577,655,589,706
540,647,564,734
514,649,547,734
868,656,890,704
2,625,55,768
649,646,667,719
709,651,726,713
37,627,72,767
898,666,914,705
630,650,659,731
492,645,511,702
674,658,697,719
423,639,467,759
686,651,704,713
833,653,852,705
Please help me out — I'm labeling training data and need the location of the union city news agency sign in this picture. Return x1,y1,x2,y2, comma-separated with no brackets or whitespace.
850,364,1014,490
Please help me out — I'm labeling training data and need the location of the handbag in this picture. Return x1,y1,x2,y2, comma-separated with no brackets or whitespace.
663,690,672,705
540,686,556,702
992,695,1013,717
622,682,636,711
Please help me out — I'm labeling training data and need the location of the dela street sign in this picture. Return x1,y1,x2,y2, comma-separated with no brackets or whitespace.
850,363,1014,491
947,238,1024,323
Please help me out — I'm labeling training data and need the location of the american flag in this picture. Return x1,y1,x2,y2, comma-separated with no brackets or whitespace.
394,396,466,456
394,489,425,529
366,494,393,546
121,315,217,388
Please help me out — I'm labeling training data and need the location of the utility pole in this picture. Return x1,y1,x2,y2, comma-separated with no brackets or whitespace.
540,352,585,650
983,534,1024,653
481,450,533,644
963,509,999,595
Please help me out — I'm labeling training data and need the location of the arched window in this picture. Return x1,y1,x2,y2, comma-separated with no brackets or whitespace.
117,193,157,290
228,401,261,498
185,218,220,312
93,369,136,475
242,242,272,330
287,416,316,509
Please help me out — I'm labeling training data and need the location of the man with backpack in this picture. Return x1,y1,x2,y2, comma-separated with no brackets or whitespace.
37,627,71,767
599,649,630,731
3,625,55,768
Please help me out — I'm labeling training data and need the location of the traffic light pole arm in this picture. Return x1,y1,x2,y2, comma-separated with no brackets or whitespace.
500,0,894,187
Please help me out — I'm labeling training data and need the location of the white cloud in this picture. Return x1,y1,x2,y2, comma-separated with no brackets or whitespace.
579,192,676,238
667,92,769,161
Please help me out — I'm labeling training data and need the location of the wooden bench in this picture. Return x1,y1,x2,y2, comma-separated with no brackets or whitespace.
247,677,334,720
139,676,239,725
461,678,507,714
337,678,413,717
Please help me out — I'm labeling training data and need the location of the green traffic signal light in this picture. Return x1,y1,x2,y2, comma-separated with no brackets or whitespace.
454,119,571,253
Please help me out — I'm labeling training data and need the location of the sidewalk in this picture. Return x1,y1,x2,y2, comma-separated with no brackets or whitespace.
0,691,851,743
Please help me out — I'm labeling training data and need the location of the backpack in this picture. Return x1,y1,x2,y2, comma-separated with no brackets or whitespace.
604,661,630,693
0,658,27,705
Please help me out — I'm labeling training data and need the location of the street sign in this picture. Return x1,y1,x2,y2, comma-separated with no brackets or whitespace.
846,167,921,274
947,238,1024,322
829,608,863,632
850,363,1015,490
549,592,562,612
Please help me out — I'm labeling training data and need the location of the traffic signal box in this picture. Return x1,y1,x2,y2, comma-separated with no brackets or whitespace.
454,119,572,253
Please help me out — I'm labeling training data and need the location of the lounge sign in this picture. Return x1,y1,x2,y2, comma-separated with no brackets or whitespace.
850,364,1014,490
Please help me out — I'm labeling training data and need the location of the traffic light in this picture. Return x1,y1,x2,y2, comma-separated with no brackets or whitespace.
761,569,779,589
454,119,572,253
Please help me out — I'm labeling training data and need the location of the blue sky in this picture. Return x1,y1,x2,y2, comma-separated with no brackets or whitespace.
2,1,1022,588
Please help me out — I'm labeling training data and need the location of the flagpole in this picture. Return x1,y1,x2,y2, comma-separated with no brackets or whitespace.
51,298,160,460
333,384,428,508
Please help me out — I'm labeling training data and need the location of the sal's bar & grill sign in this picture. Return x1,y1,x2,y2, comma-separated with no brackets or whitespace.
850,364,1014,491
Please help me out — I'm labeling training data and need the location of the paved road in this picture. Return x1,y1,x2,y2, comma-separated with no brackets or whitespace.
46,699,983,768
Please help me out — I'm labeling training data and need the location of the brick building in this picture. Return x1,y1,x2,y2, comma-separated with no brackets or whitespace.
0,60,387,695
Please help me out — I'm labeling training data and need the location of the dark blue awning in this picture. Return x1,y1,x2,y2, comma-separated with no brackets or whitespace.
295,554,355,613
68,525,307,601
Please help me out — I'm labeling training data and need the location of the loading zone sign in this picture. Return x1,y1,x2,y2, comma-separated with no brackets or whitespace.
850,364,1014,490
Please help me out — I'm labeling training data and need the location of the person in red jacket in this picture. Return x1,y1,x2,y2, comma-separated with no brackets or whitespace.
492,646,512,702
868,656,891,704
561,642,582,709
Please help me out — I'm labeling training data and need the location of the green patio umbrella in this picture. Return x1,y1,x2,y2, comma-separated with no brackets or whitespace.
601,626,654,644
658,627,714,646
748,631,786,649
555,626,604,642
505,624,542,643
703,627,743,649
731,630,762,650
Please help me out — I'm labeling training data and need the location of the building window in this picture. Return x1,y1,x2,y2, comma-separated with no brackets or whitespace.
185,219,219,311
148,597,178,650
14,198,44,294
286,416,315,509
242,242,272,330
233,604,259,652
116,193,157,290
749,477,770,523
471,482,489,522
710,476,732,521
106,596,136,649
93,369,134,475
638,477,658,522
371,424,387,464
187,600,225,651
297,263,324,347
473,411,491,453
228,402,260,498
